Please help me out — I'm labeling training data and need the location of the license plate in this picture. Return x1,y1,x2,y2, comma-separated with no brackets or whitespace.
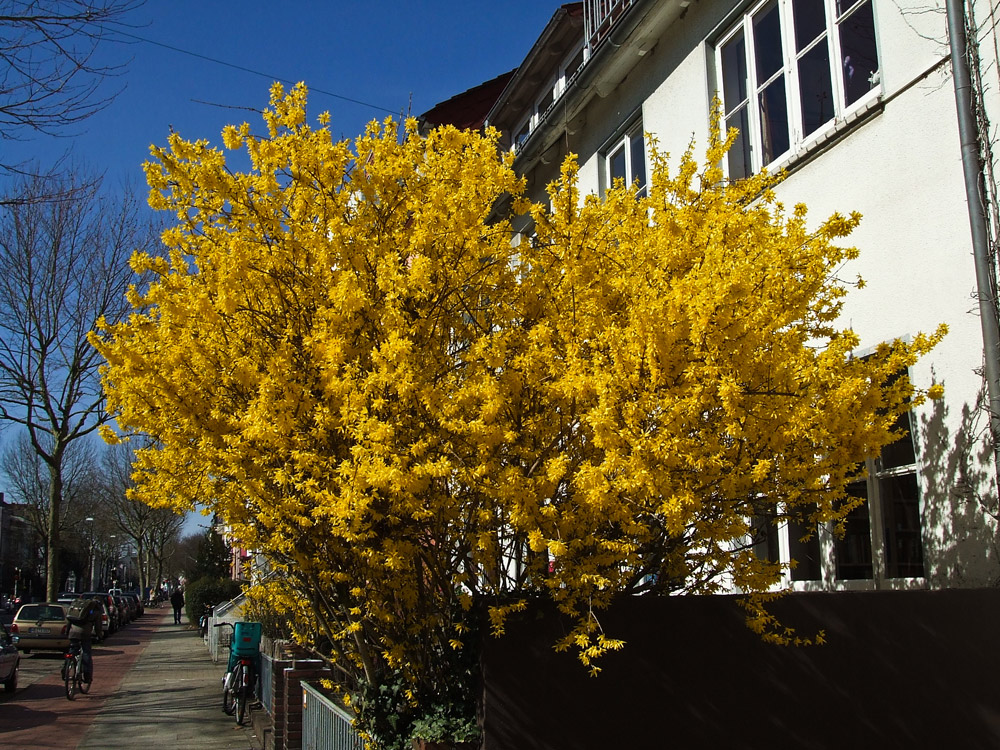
28,627,50,634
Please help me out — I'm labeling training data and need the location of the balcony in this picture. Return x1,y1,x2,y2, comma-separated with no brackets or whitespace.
584,0,634,51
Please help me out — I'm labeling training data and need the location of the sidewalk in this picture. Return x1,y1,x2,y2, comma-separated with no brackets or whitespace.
78,606,264,750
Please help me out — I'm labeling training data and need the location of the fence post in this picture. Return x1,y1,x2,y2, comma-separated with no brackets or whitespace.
282,660,331,750
302,680,364,750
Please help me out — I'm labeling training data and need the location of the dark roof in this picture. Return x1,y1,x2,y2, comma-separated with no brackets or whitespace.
420,70,517,131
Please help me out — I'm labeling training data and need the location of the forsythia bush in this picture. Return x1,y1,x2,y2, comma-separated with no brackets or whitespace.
93,84,943,746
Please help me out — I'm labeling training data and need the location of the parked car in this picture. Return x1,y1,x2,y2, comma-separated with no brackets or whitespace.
113,595,133,625
10,602,71,653
0,621,18,692
123,592,144,618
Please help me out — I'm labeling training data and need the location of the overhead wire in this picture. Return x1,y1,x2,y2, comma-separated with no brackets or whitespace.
104,27,402,116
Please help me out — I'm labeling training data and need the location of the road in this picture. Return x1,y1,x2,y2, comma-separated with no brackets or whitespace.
0,607,158,748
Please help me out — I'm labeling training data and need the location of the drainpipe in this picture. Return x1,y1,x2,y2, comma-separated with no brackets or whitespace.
946,0,1000,491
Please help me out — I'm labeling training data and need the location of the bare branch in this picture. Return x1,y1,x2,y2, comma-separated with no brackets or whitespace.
0,163,159,597
0,0,145,175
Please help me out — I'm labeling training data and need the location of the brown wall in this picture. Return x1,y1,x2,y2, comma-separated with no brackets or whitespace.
482,589,1000,749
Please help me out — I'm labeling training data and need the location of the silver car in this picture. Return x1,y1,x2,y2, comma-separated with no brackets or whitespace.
0,621,20,692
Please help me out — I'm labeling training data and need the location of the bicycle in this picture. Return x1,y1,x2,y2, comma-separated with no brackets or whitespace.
62,641,91,700
199,603,214,638
215,621,262,725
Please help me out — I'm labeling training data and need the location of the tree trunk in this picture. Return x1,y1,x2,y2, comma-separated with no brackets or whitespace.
46,466,63,601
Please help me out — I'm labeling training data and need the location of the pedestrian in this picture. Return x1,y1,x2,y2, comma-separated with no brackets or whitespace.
170,587,185,625
66,597,104,683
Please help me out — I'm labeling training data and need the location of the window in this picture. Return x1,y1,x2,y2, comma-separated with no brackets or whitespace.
751,512,780,564
716,0,880,178
604,120,647,197
512,44,587,153
564,44,586,84
514,119,531,151
751,508,822,582
835,410,924,580
752,376,924,587
787,515,822,581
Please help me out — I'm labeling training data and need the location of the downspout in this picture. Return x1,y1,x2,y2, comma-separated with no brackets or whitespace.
946,0,1000,491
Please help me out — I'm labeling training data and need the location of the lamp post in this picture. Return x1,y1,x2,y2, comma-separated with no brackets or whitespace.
85,517,95,590
108,534,118,589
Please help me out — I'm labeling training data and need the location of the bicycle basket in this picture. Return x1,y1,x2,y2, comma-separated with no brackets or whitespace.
232,621,262,657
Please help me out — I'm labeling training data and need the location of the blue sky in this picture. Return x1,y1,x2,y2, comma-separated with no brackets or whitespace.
2,1,565,536
6,1,561,185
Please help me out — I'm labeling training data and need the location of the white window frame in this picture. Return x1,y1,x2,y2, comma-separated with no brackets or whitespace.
557,43,587,97
772,392,926,591
602,119,647,197
513,117,532,152
831,408,924,585
512,44,589,154
714,0,882,178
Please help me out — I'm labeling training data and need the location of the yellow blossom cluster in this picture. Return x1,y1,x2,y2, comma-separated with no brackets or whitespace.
93,85,943,702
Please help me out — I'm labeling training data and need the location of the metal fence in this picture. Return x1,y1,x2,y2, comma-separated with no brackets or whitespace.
259,651,274,715
302,680,364,750
207,592,245,664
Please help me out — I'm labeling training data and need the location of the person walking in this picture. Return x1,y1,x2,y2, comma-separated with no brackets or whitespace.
67,597,104,684
170,587,185,625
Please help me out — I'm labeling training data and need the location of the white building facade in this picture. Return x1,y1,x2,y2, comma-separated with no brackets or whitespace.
424,0,1000,592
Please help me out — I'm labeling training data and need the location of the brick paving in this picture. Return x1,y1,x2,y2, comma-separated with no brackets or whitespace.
0,605,263,750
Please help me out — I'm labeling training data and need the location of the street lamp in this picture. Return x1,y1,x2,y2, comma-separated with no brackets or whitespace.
85,517,95,590
108,534,117,589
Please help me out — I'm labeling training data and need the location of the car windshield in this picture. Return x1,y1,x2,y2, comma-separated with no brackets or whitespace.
19,605,64,620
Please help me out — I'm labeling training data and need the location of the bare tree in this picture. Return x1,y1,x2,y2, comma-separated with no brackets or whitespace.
100,440,182,595
1,432,100,589
145,506,183,595
0,167,157,599
2,434,96,542
0,0,144,176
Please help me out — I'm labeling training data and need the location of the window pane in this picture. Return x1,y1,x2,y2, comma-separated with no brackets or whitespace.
630,130,646,191
753,515,780,564
836,0,863,16
721,30,748,112
793,0,828,52
788,517,822,581
566,46,585,78
753,0,784,82
880,412,916,470
758,77,790,163
609,144,626,184
538,87,554,116
726,106,752,179
798,39,834,136
881,473,924,578
515,120,530,149
836,482,873,579
839,0,879,105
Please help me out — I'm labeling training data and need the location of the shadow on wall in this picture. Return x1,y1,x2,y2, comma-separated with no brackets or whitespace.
917,387,999,587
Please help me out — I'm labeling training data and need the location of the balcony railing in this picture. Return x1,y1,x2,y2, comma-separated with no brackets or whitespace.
584,0,634,51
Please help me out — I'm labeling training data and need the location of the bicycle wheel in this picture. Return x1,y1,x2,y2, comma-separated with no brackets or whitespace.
64,657,78,700
235,666,248,725
79,658,91,694
222,666,237,716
